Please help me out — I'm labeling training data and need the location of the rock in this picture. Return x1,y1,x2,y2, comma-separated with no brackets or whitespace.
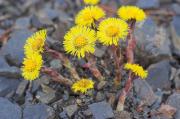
97,81,107,90
95,92,105,101
159,0,172,4
0,77,20,97
59,111,68,119
0,97,22,119
136,0,160,9
94,47,106,58
0,56,9,68
23,104,55,119
50,59,62,70
171,4,180,15
167,93,180,119
146,60,171,91
0,29,32,66
30,15,44,28
174,69,180,90
135,18,172,64
64,104,78,118
15,17,30,29
0,66,21,78
83,109,92,117
89,101,114,119
171,16,180,58
114,111,131,119
36,91,56,104
134,79,157,106
16,80,29,96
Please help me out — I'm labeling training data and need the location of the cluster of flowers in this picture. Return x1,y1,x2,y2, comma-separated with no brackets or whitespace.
21,29,47,80
64,0,148,93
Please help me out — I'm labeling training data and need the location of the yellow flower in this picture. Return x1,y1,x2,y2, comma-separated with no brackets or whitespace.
72,78,94,93
97,18,128,46
124,63,148,79
83,0,99,5
75,6,105,27
24,29,47,55
117,6,146,22
63,26,96,58
21,53,43,80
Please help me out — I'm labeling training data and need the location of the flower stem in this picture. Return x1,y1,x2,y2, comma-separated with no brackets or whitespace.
116,20,136,111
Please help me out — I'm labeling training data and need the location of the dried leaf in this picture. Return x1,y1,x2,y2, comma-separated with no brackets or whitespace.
157,104,177,118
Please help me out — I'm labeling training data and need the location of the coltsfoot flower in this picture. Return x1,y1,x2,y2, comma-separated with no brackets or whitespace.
124,63,148,79
72,78,94,93
21,53,43,80
24,29,47,55
83,0,99,5
63,26,96,58
117,6,146,22
75,6,105,27
97,18,128,46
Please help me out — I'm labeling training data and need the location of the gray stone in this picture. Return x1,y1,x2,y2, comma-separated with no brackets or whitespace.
0,56,9,68
0,29,32,66
15,17,30,29
36,91,56,104
174,69,180,90
0,66,21,78
159,0,172,4
95,92,105,101
59,111,68,119
30,15,44,28
171,16,180,57
16,80,29,96
134,79,157,106
0,97,22,119
23,104,55,119
171,4,180,15
50,59,62,70
94,47,106,58
89,101,114,119
146,60,171,91
114,111,131,119
97,81,107,90
135,18,172,63
136,0,160,9
167,93,180,119
0,77,20,97
64,104,78,118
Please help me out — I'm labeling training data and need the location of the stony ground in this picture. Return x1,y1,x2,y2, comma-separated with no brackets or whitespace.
0,0,180,119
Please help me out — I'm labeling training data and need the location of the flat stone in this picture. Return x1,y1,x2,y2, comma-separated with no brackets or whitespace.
114,111,131,119
64,104,78,118
174,69,180,90
0,77,20,97
0,29,32,66
167,93,180,119
15,17,30,29
16,80,29,96
23,104,55,119
134,79,157,106
89,101,114,119
135,18,172,64
94,47,106,58
146,60,171,91
95,92,105,101
0,97,22,119
136,0,160,9
171,4,180,15
0,56,9,68
171,16,180,57
36,91,56,104
0,66,21,78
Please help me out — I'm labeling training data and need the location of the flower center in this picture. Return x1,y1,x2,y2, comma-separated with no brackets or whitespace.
25,60,37,72
106,26,119,37
74,36,87,49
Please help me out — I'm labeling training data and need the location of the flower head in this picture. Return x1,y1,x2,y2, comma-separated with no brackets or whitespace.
124,63,148,79
24,29,47,55
72,78,94,93
21,53,43,80
75,6,105,27
83,0,99,5
117,6,146,22
63,26,96,58
97,18,128,46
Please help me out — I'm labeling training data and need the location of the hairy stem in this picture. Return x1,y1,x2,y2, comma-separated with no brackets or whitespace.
45,46,80,81
111,45,122,86
41,66,73,86
116,20,136,111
